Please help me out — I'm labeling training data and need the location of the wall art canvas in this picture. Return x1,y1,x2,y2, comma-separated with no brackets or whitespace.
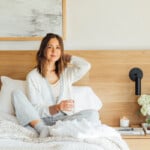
0,0,65,40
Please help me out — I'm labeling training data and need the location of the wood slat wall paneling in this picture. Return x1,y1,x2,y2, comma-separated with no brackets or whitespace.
0,50,149,126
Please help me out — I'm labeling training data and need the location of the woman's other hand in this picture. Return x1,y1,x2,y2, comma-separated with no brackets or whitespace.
58,100,74,111
49,100,74,115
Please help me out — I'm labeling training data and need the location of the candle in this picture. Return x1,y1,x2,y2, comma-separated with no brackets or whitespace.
120,116,130,127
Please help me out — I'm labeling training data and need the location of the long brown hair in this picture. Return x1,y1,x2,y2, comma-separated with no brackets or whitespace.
36,33,67,77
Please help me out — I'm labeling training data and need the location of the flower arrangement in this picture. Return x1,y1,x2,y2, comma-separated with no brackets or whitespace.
138,94,150,124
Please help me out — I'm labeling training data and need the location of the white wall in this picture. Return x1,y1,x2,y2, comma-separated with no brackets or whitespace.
1,0,150,50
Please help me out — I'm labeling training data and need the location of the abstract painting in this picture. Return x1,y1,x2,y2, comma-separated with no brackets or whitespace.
0,0,65,40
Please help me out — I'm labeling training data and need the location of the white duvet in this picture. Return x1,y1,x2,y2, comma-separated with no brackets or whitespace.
0,119,129,150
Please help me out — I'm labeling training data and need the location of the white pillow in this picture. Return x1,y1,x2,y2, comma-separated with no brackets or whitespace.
0,111,19,124
0,76,26,115
72,86,103,113
0,76,102,116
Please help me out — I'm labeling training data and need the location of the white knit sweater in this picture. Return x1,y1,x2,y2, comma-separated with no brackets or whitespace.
26,56,91,118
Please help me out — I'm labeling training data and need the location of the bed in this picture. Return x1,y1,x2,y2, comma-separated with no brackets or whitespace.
0,50,130,150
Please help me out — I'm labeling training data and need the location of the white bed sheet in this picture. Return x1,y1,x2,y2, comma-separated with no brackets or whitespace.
0,82,128,150
0,119,129,150
0,138,117,150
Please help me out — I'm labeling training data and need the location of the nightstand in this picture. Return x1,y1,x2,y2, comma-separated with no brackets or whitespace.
123,135,150,150
114,125,150,150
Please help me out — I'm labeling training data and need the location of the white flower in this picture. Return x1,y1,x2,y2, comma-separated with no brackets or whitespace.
138,94,150,116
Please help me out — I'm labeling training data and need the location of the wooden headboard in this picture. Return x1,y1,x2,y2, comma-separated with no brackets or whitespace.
0,50,149,126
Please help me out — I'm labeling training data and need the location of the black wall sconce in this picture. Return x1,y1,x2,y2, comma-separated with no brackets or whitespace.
129,67,143,95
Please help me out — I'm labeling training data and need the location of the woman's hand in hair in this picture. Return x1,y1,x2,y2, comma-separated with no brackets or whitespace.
63,54,72,63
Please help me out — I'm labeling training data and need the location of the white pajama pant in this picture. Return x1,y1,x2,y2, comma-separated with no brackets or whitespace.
12,90,100,126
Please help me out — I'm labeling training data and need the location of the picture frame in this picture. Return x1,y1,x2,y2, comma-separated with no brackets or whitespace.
0,0,66,41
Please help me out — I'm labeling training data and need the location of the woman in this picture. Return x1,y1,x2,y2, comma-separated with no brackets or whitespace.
12,33,100,138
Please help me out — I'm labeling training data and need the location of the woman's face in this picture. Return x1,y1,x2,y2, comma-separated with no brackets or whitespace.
46,38,61,63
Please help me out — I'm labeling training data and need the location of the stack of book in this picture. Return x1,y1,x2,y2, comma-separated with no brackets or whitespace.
114,127,145,135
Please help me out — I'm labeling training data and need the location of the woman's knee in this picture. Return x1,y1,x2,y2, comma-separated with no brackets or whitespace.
80,109,100,121
86,109,99,120
11,89,27,105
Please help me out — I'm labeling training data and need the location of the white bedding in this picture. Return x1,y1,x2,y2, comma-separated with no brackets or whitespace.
0,119,129,150
0,77,129,149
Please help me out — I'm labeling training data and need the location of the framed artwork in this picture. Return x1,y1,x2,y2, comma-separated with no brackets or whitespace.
0,0,66,40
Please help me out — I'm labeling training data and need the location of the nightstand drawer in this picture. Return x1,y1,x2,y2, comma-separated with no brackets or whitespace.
123,135,150,150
